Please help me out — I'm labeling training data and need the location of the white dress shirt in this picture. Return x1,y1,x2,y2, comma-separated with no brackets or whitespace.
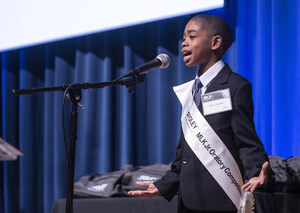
196,60,225,94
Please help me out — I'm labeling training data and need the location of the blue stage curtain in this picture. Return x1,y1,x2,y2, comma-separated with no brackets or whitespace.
1,0,299,212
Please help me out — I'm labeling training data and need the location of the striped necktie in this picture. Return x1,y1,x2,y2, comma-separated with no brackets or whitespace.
193,78,203,107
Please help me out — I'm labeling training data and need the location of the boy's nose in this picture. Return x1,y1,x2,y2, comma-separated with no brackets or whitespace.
181,41,187,47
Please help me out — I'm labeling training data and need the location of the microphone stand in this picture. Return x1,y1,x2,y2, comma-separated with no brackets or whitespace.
12,74,146,213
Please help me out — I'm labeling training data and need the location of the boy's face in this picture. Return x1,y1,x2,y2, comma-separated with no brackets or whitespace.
181,20,213,67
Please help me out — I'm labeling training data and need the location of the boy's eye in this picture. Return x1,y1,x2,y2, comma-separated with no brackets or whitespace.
190,35,196,39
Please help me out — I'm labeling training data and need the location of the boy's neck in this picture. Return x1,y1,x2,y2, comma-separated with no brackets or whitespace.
197,58,220,77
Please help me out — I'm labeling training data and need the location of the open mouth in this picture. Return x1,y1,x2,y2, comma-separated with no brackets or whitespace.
182,51,192,63
183,51,191,57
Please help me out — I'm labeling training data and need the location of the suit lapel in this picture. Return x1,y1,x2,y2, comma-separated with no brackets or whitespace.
197,64,232,115
199,65,232,115
205,64,232,94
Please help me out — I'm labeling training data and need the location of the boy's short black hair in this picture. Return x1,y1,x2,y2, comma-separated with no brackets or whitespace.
191,14,233,57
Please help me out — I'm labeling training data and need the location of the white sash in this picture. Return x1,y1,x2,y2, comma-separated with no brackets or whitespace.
174,80,254,213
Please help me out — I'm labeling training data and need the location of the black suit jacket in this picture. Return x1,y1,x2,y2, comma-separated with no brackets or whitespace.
154,65,268,211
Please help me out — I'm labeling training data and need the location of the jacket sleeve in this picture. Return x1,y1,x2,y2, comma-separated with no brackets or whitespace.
231,82,269,180
153,131,184,201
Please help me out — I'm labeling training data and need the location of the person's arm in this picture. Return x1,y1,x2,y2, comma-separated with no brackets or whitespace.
231,82,269,189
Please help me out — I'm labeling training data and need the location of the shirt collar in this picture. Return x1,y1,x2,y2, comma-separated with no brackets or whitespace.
197,60,225,87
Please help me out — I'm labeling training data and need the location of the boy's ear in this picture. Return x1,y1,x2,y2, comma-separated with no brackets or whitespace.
211,35,222,51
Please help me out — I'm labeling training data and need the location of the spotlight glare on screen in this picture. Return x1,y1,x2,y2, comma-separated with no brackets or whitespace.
0,0,224,52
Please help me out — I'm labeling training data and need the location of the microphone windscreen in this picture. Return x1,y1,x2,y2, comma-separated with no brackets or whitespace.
157,54,170,68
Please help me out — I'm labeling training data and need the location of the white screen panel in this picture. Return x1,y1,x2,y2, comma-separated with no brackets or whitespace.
0,0,224,52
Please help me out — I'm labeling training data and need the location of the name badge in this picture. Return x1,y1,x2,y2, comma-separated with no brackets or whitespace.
201,89,232,116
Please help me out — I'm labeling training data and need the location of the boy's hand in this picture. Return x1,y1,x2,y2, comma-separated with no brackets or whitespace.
241,161,269,192
128,182,160,198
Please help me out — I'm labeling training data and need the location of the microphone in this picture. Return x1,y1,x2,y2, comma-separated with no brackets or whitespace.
122,54,170,78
